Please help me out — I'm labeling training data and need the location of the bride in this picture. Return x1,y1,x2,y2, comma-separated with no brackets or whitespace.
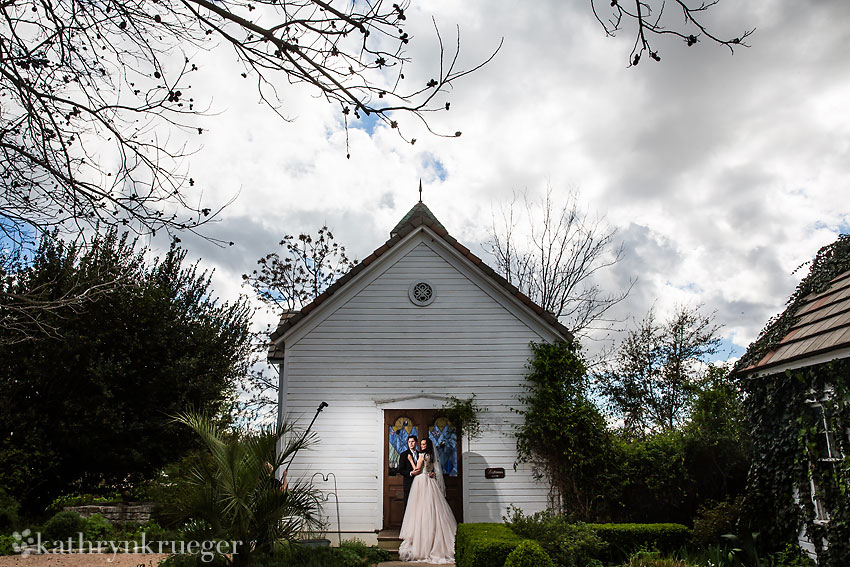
398,437,458,563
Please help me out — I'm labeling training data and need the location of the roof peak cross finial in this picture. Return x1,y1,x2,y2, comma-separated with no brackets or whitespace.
418,179,423,203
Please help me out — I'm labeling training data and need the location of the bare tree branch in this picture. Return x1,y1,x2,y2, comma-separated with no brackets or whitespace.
0,0,499,253
488,186,634,338
591,0,754,66
0,0,494,340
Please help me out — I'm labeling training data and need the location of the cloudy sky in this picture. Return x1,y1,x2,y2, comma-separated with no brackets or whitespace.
154,0,850,364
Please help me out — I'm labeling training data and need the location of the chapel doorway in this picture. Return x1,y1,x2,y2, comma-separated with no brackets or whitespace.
383,409,462,529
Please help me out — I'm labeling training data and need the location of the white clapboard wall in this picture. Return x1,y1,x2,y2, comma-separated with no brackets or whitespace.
277,228,562,539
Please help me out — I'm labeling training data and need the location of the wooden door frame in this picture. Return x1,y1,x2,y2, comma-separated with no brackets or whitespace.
373,398,460,533
378,404,466,529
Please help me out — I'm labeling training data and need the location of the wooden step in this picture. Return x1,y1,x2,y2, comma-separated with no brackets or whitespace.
377,529,401,560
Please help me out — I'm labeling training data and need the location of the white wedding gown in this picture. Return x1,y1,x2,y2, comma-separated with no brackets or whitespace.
398,454,458,564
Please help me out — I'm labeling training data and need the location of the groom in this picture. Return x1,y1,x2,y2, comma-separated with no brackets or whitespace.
398,435,418,510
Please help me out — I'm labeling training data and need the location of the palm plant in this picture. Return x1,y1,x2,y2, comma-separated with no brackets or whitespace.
166,412,323,565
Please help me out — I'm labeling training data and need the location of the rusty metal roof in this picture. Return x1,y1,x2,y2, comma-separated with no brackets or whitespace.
742,269,850,373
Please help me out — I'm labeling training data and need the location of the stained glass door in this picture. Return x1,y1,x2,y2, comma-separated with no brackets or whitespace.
383,409,462,529
427,415,462,522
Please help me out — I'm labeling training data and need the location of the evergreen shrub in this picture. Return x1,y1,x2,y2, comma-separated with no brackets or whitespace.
455,523,524,567
83,513,113,541
591,523,691,563
0,490,19,531
624,550,687,567
691,498,742,546
42,510,86,543
504,539,553,567
505,507,606,567
0,534,17,556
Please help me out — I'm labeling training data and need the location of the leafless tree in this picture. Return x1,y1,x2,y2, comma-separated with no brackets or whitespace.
489,187,633,338
239,226,356,420
243,226,356,313
591,0,755,66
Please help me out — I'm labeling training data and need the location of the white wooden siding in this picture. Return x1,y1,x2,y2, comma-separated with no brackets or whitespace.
280,233,557,534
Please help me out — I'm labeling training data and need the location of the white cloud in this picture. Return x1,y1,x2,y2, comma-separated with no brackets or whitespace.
140,0,849,364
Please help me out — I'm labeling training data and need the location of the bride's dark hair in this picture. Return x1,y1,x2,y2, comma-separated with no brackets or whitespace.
422,438,435,460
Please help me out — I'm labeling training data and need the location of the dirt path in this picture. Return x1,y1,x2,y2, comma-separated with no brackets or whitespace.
0,554,169,567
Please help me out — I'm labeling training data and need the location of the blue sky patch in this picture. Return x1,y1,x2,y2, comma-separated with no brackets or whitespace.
421,153,447,182
709,337,744,363
350,112,380,136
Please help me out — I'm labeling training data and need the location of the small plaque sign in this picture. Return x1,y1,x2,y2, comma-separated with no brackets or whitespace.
485,467,505,479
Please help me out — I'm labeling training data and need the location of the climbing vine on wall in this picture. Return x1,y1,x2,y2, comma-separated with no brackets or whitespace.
738,234,850,369
742,358,850,566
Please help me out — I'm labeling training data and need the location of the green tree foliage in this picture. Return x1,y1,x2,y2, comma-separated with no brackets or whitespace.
682,365,749,505
605,367,749,524
514,340,616,520
165,412,323,566
610,431,690,523
515,336,748,524
0,230,253,513
598,305,722,436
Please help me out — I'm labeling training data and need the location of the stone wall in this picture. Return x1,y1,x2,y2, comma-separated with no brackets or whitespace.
64,502,155,524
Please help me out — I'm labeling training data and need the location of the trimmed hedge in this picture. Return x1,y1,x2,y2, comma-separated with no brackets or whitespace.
504,539,554,567
455,523,524,567
457,521,691,567
591,523,691,563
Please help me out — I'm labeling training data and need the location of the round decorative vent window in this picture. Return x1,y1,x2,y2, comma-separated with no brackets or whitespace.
408,281,436,306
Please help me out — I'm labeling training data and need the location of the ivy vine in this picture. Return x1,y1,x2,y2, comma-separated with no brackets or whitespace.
441,395,485,442
742,358,850,566
738,234,850,369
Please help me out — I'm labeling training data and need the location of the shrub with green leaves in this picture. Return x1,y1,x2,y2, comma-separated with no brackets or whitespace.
83,513,113,541
456,523,524,567
0,533,17,555
591,523,690,564
0,489,19,531
242,543,387,567
692,498,742,546
113,519,172,544
504,539,554,567
43,510,86,543
624,550,687,567
177,518,214,541
338,539,390,565
504,507,606,567
767,543,817,567
515,340,617,520
47,492,122,513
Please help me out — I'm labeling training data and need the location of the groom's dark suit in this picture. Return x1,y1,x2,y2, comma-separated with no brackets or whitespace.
398,448,418,509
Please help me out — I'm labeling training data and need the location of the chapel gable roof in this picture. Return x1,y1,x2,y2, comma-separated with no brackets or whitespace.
390,202,445,237
736,234,850,375
268,202,572,358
